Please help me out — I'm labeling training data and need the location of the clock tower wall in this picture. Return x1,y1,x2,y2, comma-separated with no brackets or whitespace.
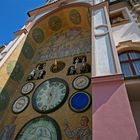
0,4,92,140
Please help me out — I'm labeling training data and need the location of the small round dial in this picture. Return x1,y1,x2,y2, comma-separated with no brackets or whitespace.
32,78,69,113
72,75,90,90
15,116,61,140
21,82,35,95
12,96,29,114
69,91,91,112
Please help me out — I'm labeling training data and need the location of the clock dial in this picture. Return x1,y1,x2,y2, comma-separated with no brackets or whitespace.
21,82,35,95
69,91,91,112
72,75,90,90
15,116,61,140
12,96,29,114
32,78,69,113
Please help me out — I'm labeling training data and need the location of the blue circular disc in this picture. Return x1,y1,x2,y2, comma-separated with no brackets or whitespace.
69,92,91,112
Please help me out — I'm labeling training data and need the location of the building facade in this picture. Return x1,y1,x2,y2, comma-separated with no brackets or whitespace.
0,0,140,139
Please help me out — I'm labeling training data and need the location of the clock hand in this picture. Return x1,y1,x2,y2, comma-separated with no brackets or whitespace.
47,87,53,105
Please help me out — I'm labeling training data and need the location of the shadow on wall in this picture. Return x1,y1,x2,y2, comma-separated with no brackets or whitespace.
93,81,123,114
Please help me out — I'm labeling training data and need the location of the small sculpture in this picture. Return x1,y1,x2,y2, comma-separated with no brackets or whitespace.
27,68,36,81
69,66,76,75
67,56,91,75
74,58,79,70
80,57,86,73
27,63,46,81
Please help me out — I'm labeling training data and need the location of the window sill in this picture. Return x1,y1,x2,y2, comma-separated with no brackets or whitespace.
124,75,140,80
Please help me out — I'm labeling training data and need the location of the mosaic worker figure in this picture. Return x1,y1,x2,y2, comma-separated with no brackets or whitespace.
64,116,92,140
27,68,36,80
80,57,86,73
69,66,77,75
75,58,80,73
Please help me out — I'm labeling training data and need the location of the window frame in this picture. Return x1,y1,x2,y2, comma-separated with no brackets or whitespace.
109,8,131,27
119,51,140,77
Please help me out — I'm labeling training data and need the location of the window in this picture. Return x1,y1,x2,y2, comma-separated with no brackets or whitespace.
110,9,130,27
119,51,140,77
109,0,119,3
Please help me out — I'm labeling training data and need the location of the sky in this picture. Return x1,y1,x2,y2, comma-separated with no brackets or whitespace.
0,0,47,46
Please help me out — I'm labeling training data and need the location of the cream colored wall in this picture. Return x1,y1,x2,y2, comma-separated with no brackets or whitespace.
111,7,140,46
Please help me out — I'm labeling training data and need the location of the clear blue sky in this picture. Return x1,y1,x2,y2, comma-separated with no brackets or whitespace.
0,0,47,46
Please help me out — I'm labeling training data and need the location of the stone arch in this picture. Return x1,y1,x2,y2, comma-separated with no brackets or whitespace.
117,41,140,54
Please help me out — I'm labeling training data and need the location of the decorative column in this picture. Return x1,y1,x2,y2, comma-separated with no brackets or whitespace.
92,1,139,140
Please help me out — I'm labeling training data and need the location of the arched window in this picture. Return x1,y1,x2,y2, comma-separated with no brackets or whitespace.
119,51,140,77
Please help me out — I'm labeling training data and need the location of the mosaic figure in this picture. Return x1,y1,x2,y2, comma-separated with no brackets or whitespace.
69,9,81,25
64,116,92,140
7,61,24,81
22,42,34,59
48,16,62,31
32,28,44,44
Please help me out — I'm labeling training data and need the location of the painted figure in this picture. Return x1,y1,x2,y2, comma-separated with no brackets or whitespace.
0,116,17,140
64,116,92,140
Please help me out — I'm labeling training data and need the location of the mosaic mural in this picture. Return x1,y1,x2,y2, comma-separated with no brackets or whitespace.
69,9,81,25
7,60,24,81
0,88,10,112
32,28,45,44
33,27,91,63
48,16,62,31
64,116,92,140
22,42,34,59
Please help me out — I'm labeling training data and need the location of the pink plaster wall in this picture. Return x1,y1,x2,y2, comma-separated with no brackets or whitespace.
92,74,139,140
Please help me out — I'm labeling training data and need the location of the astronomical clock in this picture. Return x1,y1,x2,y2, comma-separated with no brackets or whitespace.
0,4,92,140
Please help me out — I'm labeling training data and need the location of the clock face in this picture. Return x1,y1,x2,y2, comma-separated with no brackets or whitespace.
32,78,69,113
12,96,29,114
21,82,35,95
69,91,91,112
15,116,61,140
72,75,90,90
